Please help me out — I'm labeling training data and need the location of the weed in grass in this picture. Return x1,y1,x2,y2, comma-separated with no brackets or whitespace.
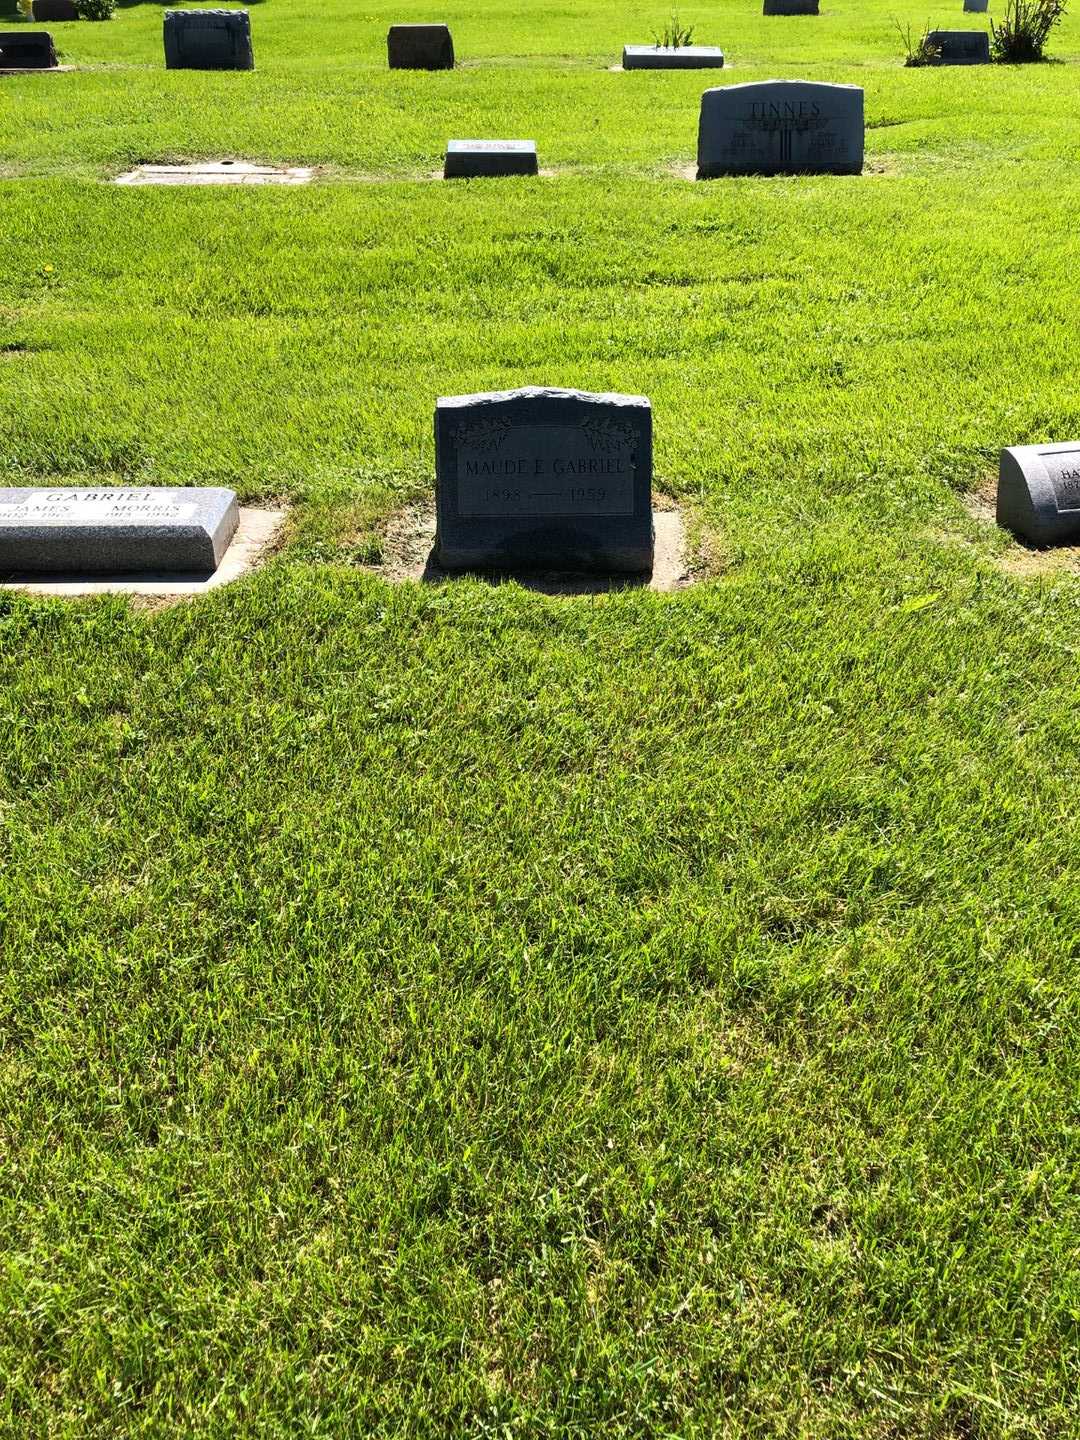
992,0,1068,59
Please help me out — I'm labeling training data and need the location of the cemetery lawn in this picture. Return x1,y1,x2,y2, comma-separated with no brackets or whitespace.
4,0,1080,1434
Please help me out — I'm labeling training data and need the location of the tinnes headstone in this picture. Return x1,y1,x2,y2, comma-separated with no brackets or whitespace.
435,388,653,573
31,0,77,20
0,488,239,575
444,140,538,178
387,23,454,69
164,10,254,70
697,80,863,178
997,445,1080,546
0,31,59,68
763,0,819,13
622,45,725,69
926,29,991,62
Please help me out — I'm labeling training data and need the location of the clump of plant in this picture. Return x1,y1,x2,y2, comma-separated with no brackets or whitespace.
991,0,1067,61
74,0,117,18
895,18,942,65
652,12,694,47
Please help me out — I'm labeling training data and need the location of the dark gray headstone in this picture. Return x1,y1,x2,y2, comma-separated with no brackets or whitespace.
444,140,538,178
698,80,863,178
926,29,991,62
0,488,238,575
622,45,725,69
763,0,819,13
164,10,253,70
31,0,77,20
435,388,653,573
997,445,1080,546
0,31,58,68
387,23,453,69
963,0,989,11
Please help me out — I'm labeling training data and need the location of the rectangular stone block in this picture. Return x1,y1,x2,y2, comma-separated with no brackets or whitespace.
435,388,653,573
31,0,77,20
444,140,538,178
997,444,1080,546
698,80,863,178
622,45,725,69
763,0,819,13
387,23,453,69
963,0,989,11
926,29,991,62
164,10,253,70
0,31,58,68
0,488,239,575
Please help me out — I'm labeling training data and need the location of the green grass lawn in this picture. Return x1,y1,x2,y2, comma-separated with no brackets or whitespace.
3,1,1080,1434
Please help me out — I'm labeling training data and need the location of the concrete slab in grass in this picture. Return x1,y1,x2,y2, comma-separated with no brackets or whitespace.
115,161,313,186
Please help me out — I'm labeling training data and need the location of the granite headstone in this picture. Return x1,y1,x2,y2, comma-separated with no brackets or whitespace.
698,80,863,178
444,140,538,178
622,45,725,69
963,0,989,11
164,9,254,70
387,23,454,69
31,0,77,20
0,31,59,68
926,29,991,62
997,445,1080,546
435,388,653,573
763,0,819,13
0,488,239,575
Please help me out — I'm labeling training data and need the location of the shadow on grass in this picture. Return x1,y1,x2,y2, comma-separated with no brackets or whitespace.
415,547,654,596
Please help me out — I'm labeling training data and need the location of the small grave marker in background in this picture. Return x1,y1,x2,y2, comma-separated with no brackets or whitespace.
31,0,77,21
0,31,59,68
622,45,725,69
997,445,1080,546
164,10,254,70
0,489,239,576
444,140,538,178
698,80,863,178
763,0,819,14
964,0,989,12
435,388,654,573
387,23,454,69
926,29,991,62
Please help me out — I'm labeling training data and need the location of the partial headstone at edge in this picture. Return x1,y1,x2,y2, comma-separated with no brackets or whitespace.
444,140,538,178
997,444,1080,546
697,79,863,178
0,488,239,575
926,29,991,63
435,388,654,573
763,0,819,14
622,45,725,69
164,10,254,71
0,31,59,68
387,23,454,70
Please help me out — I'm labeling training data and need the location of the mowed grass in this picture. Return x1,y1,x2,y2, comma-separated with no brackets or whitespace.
3,1,1080,1435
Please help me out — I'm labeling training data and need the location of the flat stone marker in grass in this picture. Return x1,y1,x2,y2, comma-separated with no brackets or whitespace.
435,388,653,573
926,29,991,62
444,140,538,178
387,23,453,69
964,0,989,11
0,488,239,576
763,0,819,14
622,45,725,69
164,9,254,70
0,31,59,69
31,0,77,20
115,160,313,186
997,445,1080,545
698,80,863,178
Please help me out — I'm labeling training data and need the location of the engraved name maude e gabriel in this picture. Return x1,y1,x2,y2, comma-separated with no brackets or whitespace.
453,415,638,518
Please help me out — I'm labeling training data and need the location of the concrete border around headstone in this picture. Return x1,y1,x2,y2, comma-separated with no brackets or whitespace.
622,45,725,69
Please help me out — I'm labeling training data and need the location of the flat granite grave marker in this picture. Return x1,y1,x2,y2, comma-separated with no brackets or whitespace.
0,488,239,575
31,0,77,20
622,45,725,69
997,444,1080,546
387,23,453,69
964,0,989,11
435,388,653,573
444,140,538,178
0,31,59,68
164,9,254,70
698,79,863,178
763,0,819,13
926,29,991,62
